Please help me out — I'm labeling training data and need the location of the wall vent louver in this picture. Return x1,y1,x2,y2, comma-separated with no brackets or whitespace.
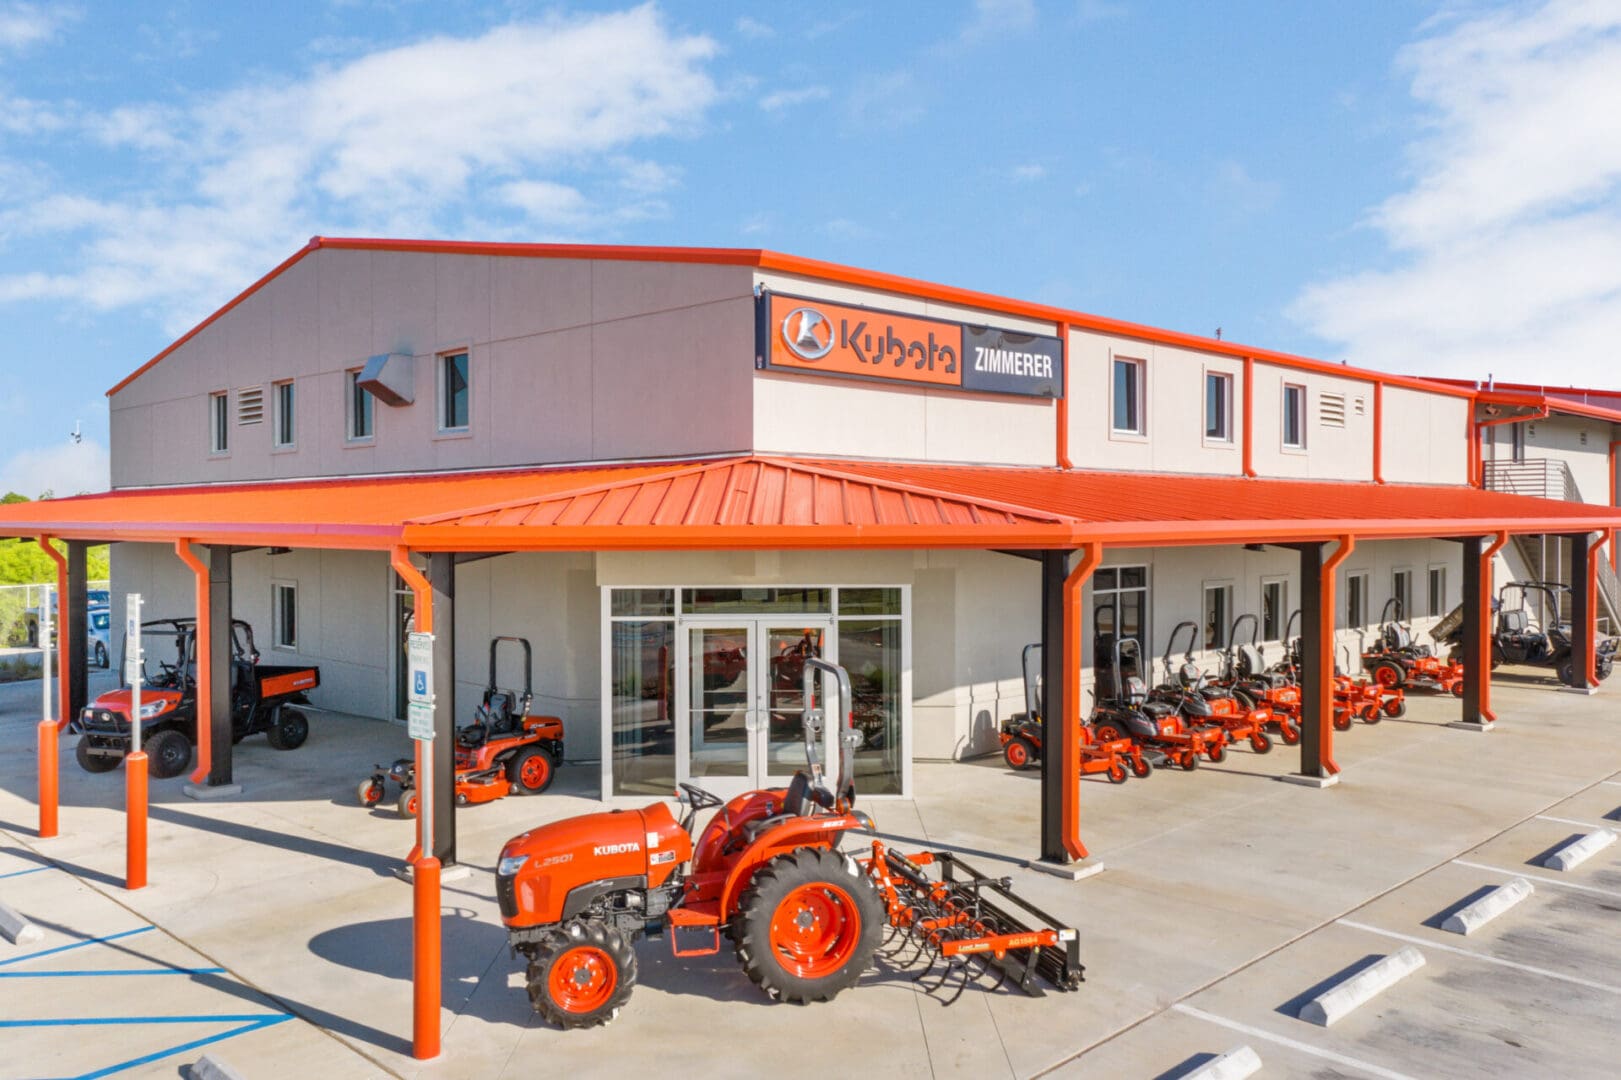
238,385,265,425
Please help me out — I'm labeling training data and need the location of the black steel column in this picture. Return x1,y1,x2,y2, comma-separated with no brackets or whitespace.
65,541,88,720
1568,532,1594,689
1039,549,1069,863
1298,543,1326,778
1459,536,1484,723
208,546,234,785
429,552,457,865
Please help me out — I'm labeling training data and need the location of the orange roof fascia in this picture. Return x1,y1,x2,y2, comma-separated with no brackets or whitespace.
107,237,1478,401
1474,388,1621,425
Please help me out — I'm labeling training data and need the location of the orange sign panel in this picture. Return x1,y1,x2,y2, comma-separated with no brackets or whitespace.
766,294,961,388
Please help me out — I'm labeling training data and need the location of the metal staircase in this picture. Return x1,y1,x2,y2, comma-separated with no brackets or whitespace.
1483,459,1619,633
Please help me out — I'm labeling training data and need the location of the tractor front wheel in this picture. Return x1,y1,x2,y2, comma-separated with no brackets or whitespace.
1004,735,1036,771
1384,697,1406,719
732,848,883,1004
1206,741,1225,764
1450,682,1466,698
1278,721,1300,745
1361,704,1382,725
1180,751,1199,771
527,920,637,1029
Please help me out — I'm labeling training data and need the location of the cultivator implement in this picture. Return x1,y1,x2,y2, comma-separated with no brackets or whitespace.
863,841,1083,1003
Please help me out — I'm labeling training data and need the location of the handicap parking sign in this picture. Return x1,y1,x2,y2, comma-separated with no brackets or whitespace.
413,670,428,697
406,631,433,706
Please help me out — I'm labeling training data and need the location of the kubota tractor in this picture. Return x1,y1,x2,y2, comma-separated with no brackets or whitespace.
1000,643,1151,782
496,658,1083,1028
362,637,563,814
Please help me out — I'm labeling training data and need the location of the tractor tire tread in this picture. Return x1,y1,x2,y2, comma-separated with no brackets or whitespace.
526,920,636,1029
730,848,882,1005
144,729,193,780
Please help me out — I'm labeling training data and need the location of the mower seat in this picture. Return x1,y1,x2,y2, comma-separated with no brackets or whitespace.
482,691,517,735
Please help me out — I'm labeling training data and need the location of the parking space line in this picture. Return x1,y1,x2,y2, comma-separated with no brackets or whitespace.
1452,860,1621,900
0,967,227,978
1337,920,1621,995
1170,1004,1417,1080
0,1013,283,1028
0,926,153,968
1536,814,1613,830
69,1014,293,1080
0,866,52,880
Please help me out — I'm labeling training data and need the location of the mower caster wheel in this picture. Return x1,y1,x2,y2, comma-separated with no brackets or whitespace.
267,708,310,751
1278,723,1300,745
1180,752,1198,771
1250,732,1272,754
1361,705,1381,725
1450,682,1466,698
75,738,120,774
527,919,637,1028
396,788,420,818
455,792,470,807
509,746,558,795
1332,713,1352,732
1128,753,1152,778
1206,742,1225,764
1383,699,1406,719
358,778,384,807
1106,762,1127,784
1003,735,1037,772
732,848,883,1004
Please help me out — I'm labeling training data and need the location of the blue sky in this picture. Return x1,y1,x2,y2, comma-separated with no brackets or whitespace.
1,1,1618,496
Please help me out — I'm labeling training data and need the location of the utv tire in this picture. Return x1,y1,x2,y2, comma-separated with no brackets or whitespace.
75,738,120,773
1004,735,1036,771
267,708,309,751
144,729,192,780
732,848,883,1004
527,920,637,1029
358,778,384,807
1556,660,1576,688
94,642,108,669
397,788,419,818
508,746,557,795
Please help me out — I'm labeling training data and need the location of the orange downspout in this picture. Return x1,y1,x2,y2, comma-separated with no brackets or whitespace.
1061,541,1103,861
34,537,68,839
175,541,212,785
1480,531,1509,722
1055,321,1073,470
1586,541,1600,689
1609,440,1619,573
1319,534,1356,775
1372,382,1385,483
1241,357,1257,478
390,545,440,1063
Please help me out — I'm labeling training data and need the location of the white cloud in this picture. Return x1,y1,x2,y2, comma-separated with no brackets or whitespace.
1291,0,1621,383
959,0,1037,43
759,85,829,112
0,438,109,498
1209,159,1280,218
0,2,74,54
1011,164,1046,182
0,5,719,333
735,15,773,39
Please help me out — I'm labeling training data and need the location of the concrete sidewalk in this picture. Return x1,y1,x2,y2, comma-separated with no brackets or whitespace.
1,680,1618,1078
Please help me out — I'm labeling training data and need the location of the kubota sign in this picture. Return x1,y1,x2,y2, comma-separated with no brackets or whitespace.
758,292,1064,399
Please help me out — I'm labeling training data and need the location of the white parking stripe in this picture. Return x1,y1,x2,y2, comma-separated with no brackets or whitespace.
1336,920,1621,995
1601,780,1621,787
1452,860,1621,900
1171,1004,1418,1080
1536,814,1615,830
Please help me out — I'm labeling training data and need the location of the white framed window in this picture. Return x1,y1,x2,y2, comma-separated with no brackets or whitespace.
209,391,229,455
1204,370,1233,443
1428,566,1447,617
1111,356,1145,436
272,582,298,650
1261,576,1288,642
272,380,295,449
1392,569,1413,621
1282,382,1306,449
1093,565,1150,647
1510,422,1526,463
1344,571,1370,629
1203,582,1234,652
347,368,374,442
439,351,470,432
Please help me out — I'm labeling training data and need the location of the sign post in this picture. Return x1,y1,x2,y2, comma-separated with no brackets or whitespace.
124,594,147,890
37,586,57,838
405,628,440,1060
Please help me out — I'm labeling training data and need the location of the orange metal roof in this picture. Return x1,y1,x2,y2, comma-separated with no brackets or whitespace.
107,236,1478,400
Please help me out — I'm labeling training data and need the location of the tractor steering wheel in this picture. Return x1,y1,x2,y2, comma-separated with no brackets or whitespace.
677,782,723,811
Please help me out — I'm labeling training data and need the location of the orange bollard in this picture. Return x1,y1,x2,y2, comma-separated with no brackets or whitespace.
125,751,148,890
412,855,442,1059
38,721,58,839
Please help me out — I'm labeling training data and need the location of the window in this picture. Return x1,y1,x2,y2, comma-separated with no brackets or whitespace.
1428,567,1447,618
1112,357,1144,435
1510,423,1526,463
272,583,297,650
209,391,229,454
1093,565,1150,646
272,380,295,448
1261,577,1288,641
440,352,470,431
1203,583,1233,651
347,369,374,441
1282,383,1306,449
1345,571,1369,628
1204,371,1232,442
1392,570,1413,621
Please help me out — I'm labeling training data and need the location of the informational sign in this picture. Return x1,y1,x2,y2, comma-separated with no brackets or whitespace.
407,701,435,741
758,291,1064,399
406,631,434,741
124,594,143,686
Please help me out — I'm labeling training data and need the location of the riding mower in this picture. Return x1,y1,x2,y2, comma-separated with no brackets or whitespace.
1214,614,1301,745
1281,611,1405,723
1088,610,1223,769
1362,599,1465,696
361,637,564,815
1152,621,1274,754
497,657,1082,1028
1000,643,1150,783
1435,581,1617,686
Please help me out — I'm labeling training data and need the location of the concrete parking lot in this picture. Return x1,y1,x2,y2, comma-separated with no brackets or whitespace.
1,672,1618,1078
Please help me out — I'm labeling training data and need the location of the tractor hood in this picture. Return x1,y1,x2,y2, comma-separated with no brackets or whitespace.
85,687,183,722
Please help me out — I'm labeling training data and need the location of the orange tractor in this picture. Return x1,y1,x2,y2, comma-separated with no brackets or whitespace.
497,658,1082,1027
361,637,564,815
1000,643,1151,782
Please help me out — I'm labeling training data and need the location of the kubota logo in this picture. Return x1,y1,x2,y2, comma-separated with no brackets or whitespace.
593,842,641,857
781,307,834,360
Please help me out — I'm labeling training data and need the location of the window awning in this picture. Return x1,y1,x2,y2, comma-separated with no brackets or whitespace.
1,456,1617,552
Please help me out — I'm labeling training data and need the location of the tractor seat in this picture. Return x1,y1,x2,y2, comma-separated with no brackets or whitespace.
1178,662,1203,688
1124,676,1149,705
1237,644,1266,678
482,691,517,734
1499,609,1528,634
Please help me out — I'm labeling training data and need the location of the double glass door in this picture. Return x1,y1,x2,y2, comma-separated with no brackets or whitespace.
681,618,834,797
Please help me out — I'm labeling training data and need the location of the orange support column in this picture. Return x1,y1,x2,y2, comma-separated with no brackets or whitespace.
1060,542,1103,862
175,541,212,785
34,537,68,838
1586,540,1600,689
125,750,148,890
1479,532,1509,722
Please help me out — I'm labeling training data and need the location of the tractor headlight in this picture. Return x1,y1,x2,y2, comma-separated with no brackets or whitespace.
497,855,528,877
138,700,171,719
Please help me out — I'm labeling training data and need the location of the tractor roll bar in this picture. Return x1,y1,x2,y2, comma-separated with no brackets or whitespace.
1021,643,1042,720
801,657,857,811
490,636,533,695
1163,621,1198,683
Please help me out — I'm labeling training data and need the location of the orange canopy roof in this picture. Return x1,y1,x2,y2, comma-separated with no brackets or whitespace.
0,456,1616,552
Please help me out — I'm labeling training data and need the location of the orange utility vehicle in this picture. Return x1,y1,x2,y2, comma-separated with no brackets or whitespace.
362,637,563,815
496,658,1082,1027
1000,643,1151,782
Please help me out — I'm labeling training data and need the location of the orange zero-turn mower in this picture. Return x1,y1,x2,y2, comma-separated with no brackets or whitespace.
1000,643,1150,782
360,637,563,815
497,658,1083,1028
1153,621,1275,754
1221,613,1303,744
1088,612,1224,770
1362,599,1465,698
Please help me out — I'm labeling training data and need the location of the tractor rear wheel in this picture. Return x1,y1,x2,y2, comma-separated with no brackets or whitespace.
526,920,636,1029
267,708,309,750
732,848,882,1004
1092,721,1127,744
1004,735,1036,771
508,746,557,794
75,738,120,773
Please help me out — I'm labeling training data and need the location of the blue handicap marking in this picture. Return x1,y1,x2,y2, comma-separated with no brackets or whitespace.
413,670,427,696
